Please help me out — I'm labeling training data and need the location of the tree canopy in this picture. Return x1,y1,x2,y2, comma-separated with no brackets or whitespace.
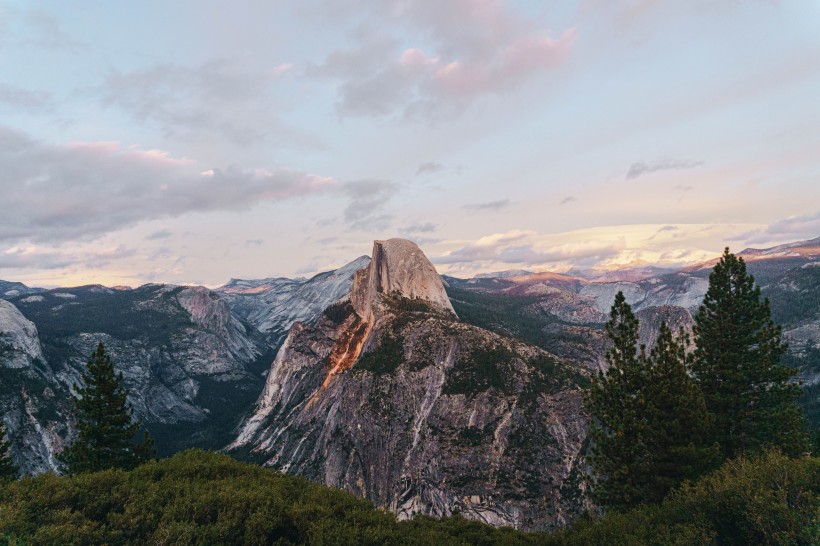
0,421,17,481
693,248,808,458
59,342,155,474
586,293,717,509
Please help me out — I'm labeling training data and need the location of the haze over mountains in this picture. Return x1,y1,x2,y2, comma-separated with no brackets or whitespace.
0,236,817,529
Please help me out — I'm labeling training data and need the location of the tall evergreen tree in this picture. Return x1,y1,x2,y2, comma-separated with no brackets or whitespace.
693,248,808,458
641,322,719,501
0,421,18,481
585,291,653,510
59,343,155,474
586,295,718,509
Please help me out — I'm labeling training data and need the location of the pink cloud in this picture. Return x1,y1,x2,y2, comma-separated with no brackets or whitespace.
399,48,440,67
63,141,196,167
313,1,577,118
428,28,575,97
271,62,294,76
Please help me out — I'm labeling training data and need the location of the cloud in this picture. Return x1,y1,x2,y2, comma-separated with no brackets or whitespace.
271,63,295,76
625,158,703,180
763,211,820,237
98,60,323,149
560,196,576,205
308,0,575,119
399,222,437,235
0,125,337,244
732,211,820,245
146,229,173,240
244,239,264,247
0,247,73,270
0,244,137,271
0,83,53,113
0,5,84,51
341,179,399,230
434,230,623,266
416,161,444,175
82,245,137,268
463,199,511,212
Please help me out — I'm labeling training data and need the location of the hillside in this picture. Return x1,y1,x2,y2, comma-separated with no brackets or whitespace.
3,284,275,469
0,449,815,545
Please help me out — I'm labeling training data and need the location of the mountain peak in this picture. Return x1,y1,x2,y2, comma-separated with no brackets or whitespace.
351,238,455,322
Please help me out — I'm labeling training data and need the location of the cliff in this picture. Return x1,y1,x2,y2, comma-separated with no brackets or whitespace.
230,239,591,530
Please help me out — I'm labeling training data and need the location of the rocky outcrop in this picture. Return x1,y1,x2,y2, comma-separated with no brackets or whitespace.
351,239,456,323
0,280,44,299
0,300,45,369
231,239,590,530
636,305,695,349
7,284,273,456
175,286,262,369
578,275,709,315
217,256,371,347
0,299,70,475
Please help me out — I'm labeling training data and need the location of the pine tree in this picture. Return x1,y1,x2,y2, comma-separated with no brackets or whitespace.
641,322,719,501
693,248,808,458
0,421,18,481
586,294,719,509
59,342,156,474
585,291,653,510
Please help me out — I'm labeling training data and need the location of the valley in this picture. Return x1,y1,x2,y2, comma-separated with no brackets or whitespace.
0,237,817,529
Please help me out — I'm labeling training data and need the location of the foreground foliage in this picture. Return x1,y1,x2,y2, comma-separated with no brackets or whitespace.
0,450,537,545
549,450,819,546
0,450,816,545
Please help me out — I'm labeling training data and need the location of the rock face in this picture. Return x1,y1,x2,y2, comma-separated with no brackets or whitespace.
351,239,456,323
7,284,273,458
578,275,709,315
636,306,695,349
217,256,371,347
0,299,70,475
231,239,590,531
0,300,45,369
0,280,44,299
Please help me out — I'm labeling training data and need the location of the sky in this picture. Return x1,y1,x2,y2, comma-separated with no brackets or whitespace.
1,0,819,287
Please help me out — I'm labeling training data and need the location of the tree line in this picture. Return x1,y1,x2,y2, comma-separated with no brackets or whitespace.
585,248,811,510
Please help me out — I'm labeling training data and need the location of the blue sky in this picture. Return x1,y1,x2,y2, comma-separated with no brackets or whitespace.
1,0,818,287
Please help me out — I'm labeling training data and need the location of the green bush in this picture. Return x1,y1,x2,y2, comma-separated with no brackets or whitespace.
548,450,819,546
0,450,543,545
0,449,816,545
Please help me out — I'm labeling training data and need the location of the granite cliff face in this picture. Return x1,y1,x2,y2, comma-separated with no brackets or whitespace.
0,300,70,474
231,239,590,530
217,256,371,347
6,284,273,458
0,300,45,369
351,239,456,323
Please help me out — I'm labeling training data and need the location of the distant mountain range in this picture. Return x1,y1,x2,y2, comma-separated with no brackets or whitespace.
215,255,370,347
0,236,817,530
